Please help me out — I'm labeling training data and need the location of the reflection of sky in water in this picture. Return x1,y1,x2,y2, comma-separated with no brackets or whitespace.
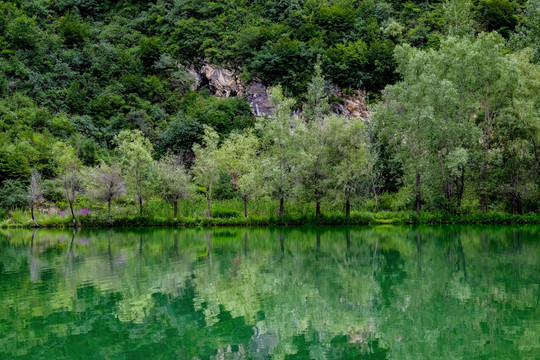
0,226,538,359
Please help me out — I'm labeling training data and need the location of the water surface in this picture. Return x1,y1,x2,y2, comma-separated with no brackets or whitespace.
1,226,539,359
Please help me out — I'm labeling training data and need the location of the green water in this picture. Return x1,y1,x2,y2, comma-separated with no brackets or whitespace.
0,226,539,359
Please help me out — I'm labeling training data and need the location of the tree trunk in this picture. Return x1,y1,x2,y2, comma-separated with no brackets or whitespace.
480,162,487,214
31,206,39,227
416,172,421,216
315,201,321,217
371,178,379,211
243,195,248,220
345,198,351,217
69,201,77,227
108,199,112,217
139,196,143,217
456,166,465,208
279,197,284,217
207,181,212,218
173,200,178,221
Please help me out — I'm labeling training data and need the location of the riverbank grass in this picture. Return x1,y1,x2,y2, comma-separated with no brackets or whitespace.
1,209,538,228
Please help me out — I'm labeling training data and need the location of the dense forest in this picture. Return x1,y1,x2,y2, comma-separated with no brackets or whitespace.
0,0,538,225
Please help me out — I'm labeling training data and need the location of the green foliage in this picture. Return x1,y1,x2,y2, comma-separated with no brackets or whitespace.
211,208,241,219
58,13,90,47
115,129,154,215
375,33,539,214
192,125,222,217
476,0,518,38
0,180,28,210
0,0,538,223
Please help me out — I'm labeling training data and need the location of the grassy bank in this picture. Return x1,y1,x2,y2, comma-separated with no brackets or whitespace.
1,210,538,229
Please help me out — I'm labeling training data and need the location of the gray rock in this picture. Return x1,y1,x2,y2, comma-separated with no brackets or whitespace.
246,82,272,117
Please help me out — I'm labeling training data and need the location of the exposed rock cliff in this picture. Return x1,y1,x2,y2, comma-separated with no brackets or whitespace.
246,82,272,117
199,64,244,97
330,90,369,119
189,63,367,119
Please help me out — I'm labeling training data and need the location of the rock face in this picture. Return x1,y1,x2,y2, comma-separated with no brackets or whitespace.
246,82,272,117
190,62,367,119
186,66,202,90
199,64,244,97
191,63,273,116
330,90,369,119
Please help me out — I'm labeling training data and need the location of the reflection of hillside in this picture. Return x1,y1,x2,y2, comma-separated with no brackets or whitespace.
0,226,539,359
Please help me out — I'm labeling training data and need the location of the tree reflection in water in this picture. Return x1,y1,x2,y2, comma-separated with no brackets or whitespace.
0,225,538,359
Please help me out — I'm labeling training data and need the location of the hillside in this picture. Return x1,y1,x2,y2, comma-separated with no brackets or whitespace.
0,0,539,222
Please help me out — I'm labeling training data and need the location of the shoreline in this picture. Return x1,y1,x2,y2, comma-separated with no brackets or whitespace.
2,212,539,229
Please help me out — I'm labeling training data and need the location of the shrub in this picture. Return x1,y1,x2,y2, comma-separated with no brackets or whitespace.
212,208,241,219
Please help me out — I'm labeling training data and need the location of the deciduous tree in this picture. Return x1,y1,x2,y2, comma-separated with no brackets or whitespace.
115,130,154,217
153,154,194,220
193,125,221,218
86,160,125,216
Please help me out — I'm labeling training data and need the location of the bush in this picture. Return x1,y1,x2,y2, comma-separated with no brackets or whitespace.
0,180,28,210
212,208,241,219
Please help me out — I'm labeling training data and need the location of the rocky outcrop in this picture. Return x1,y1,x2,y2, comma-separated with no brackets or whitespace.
189,63,273,116
199,64,244,97
186,66,202,90
330,90,369,119
246,82,272,117
188,62,367,119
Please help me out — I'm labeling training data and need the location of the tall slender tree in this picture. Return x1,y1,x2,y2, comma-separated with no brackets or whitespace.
192,125,221,218
218,129,262,220
86,160,125,216
153,154,194,220
297,59,334,216
326,116,371,216
115,130,154,217
257,86,299,217
53,142,84,226
28,169,43,227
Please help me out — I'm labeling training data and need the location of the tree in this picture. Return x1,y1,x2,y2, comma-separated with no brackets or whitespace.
0,180,28,211
192,125,221,218
303,56,330,123
153,154,194,220
86,160,125,216
297,61,334,216
257,86,299,217
158,113,202,162
28,169,43,227
115,130,154,217
326,116,371,216
218,130,262,219
375,52,434,216
512,0,540,63
375,34,538,214
475,0,518,38
443,0,474,37
496,50,540,213
53,142,84,226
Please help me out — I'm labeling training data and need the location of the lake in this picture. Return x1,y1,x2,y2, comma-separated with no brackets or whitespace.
0,225,539,359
